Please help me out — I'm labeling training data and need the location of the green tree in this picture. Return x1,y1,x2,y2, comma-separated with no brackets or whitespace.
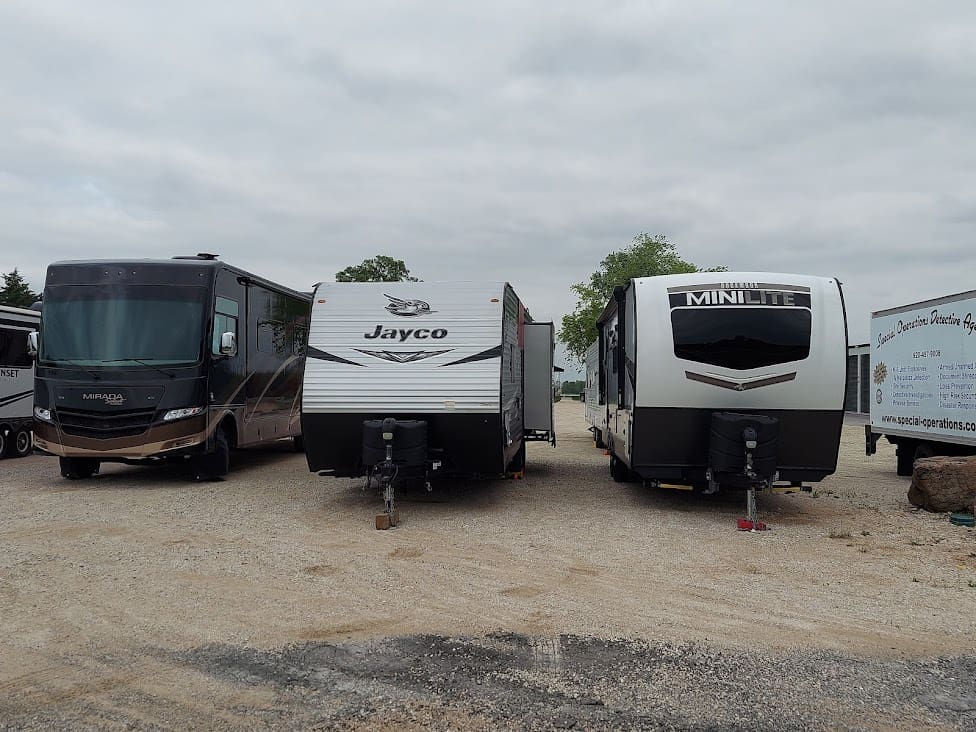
559,233,726,364
335,255,419,282
0,268,40,308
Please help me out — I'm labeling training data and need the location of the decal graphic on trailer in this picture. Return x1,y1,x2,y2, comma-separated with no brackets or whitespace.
384,294,436,317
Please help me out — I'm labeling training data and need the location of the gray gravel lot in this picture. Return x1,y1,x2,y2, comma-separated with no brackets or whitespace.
0,401,974,729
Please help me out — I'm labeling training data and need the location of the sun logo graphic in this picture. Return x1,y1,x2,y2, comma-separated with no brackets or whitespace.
873,362,887,385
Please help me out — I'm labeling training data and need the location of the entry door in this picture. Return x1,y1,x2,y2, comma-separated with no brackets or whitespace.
209,271,246,417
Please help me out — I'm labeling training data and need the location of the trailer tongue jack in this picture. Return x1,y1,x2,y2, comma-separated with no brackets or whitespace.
372,418,400,530
708,413,780,533
737,427,768,532
362,418,427,530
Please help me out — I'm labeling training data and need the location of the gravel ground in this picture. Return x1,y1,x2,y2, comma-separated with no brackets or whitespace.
0,401,974,729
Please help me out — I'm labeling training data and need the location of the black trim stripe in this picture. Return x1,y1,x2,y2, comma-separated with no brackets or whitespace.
684,371,797,391
0,390,32,409
441,345,502,367
0,317,38,329
306,347,364,367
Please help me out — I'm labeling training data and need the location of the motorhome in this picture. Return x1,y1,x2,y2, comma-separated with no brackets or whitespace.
0,304,40,458
866,289,976,474
593,273,847,496
301,282,555,497
32,255,310,480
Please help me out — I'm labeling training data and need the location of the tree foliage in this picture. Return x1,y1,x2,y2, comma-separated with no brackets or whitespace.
559,233,727,365
335,255,419,282
0,268,40,308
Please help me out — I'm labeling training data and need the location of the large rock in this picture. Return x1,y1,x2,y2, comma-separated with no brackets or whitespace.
908,456,976,512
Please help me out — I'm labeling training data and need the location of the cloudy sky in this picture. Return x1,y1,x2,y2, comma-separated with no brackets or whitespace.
2,1,974,373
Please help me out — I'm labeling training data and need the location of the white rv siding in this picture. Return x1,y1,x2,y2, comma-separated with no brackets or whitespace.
633,273,846,411
584,340,605,434
0,305,39,424
303,282,506,414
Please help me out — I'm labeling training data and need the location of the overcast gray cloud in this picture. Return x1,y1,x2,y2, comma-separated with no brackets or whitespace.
2,1,975,373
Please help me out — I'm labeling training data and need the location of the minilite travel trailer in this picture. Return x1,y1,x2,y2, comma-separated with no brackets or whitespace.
866,288,976,475
593,272,847,525
301,281,555,527
0,304,41,459
32,255,310,480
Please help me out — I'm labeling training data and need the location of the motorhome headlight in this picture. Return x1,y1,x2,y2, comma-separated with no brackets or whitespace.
34,406,52,422
162,406,205,422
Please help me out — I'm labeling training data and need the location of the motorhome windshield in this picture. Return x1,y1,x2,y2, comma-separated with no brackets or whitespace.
40,285,208,367
671,307,811,370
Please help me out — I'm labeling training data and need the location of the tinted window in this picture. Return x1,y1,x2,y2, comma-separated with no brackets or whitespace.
0,328,32,368
671,308,811,370
41,285,207,366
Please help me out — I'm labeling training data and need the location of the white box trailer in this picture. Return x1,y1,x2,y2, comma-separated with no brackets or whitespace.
593,272,848,490
0,304,40,458
301,282,554,483
866,289,976,475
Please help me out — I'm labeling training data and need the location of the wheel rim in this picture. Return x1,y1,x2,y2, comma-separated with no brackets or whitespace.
16,431,30,455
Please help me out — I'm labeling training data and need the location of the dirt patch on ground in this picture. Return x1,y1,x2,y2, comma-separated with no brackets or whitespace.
1,402,974,728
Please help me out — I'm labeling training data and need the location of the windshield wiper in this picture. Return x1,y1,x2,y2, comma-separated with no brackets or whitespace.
46,359,102,381
100,358,177,379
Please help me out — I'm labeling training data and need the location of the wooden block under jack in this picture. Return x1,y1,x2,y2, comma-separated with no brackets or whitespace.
375,511,401,530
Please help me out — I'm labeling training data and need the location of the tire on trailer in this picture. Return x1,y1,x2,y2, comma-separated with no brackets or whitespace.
610,453,631,483
895,442,915,477
292,434,305,453
593,429,605,449
508,439,526,473
914,442,937,462
13,428,32,458
59,457,99,479
0,429,6,459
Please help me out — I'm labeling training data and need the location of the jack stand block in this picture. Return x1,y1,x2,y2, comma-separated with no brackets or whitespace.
375,510,400,530
737,518,768,532
737,487,769,532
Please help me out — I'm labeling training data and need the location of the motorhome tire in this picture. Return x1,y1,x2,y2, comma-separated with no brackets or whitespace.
60,457,99,479
610,454,631,482
914,442,937,462
194,428,230,481
13,428,31,458
0,431,5,458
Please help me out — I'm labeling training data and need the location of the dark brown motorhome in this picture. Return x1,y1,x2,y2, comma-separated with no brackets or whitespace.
32,254,310,480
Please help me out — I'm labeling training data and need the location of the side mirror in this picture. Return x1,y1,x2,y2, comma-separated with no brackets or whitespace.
219,331,237,356
27,331,38,358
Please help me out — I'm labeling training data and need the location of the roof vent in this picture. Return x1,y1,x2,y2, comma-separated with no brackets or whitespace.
172,253,220,261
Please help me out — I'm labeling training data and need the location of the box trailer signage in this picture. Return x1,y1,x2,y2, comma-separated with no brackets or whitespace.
871,295,976,444
867,289,976,475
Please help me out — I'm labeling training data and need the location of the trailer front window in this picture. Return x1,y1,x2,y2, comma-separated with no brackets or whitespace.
40,285,208,367
671,308,811,370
